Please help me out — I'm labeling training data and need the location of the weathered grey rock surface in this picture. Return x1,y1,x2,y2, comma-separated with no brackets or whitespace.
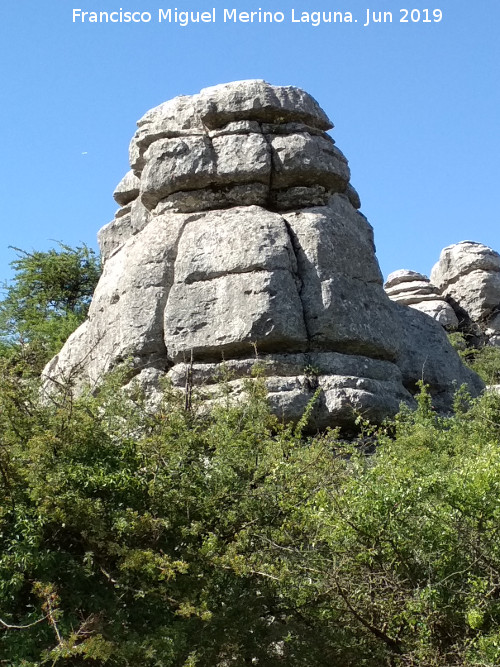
431,241,500,347
42,80,484,428
384,269,459,330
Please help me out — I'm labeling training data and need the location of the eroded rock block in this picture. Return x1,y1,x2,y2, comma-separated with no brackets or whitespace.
385,269,458,330
42,81,484,428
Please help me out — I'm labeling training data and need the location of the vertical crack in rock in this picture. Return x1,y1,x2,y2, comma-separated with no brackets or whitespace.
154,215,194,366
161,212,205,364
262,124,274,203
261,127,276,210
282,216,311,346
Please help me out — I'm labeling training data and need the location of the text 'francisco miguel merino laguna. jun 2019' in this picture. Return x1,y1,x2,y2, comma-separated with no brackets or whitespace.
72,7,444,27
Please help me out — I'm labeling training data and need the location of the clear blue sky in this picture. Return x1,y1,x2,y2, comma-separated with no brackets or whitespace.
0,0,498,284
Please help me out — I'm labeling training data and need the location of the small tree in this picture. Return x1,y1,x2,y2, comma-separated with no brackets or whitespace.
0,243,101,371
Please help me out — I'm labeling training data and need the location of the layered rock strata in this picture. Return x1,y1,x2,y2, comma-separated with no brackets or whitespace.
384,270,458,330
42,81,483,428
431,242,500,347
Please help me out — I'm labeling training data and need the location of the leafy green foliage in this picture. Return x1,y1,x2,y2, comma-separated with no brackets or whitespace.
0,360,500,665
1,243,500,665
448,332,500,384
448,331,469,354
0,244,101,370
468,346,500,385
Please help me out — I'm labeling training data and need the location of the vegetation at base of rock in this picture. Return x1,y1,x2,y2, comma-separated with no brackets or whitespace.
1,242,499,665
448,332,500,384
1,360,500,665
0,243,101,372
470,346,500,384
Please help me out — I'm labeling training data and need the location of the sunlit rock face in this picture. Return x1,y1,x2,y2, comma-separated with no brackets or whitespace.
385,241,500,350
384,270,459,330
42,81,483,428
431,242,500,348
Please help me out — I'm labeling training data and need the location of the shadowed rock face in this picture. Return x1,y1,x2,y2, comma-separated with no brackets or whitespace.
42,80,483,428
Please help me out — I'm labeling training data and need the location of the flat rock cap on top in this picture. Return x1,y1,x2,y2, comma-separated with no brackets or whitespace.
384,269,429,289
134,80,331,137
198,80,334,130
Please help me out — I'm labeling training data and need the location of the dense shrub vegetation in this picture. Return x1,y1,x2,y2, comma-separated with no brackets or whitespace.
1,245,500,665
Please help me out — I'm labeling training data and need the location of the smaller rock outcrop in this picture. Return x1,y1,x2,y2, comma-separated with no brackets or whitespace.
431,242,500,347
384,270,458,330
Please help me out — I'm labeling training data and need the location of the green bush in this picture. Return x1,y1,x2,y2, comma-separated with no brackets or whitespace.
469,346,500,385
1,361,500,665
0,244,101,371
1,243,500,665
448,332,500,384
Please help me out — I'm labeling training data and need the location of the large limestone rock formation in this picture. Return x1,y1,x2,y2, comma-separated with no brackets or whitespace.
42,80,483,428
384,270,459,330
431,242,500,347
